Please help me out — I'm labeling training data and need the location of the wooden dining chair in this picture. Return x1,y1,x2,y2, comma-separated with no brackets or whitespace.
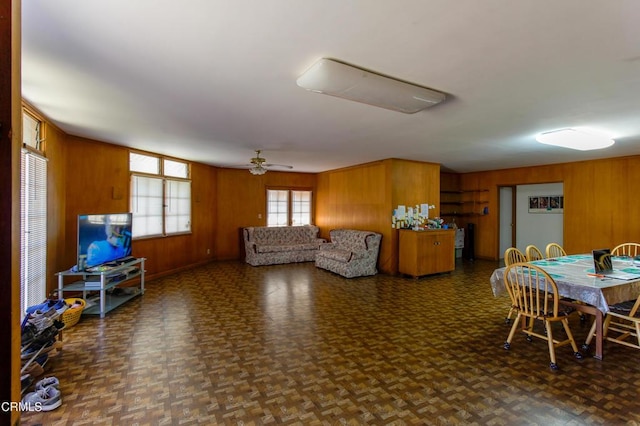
503,248,528,324
503,262,583,369
612,242,640,258
504,247,527,266
584,295,640,351
525,245,544,262
545,242,567,258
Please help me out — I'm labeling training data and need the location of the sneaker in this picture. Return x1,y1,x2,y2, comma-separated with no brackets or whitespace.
27,314,55,332
21,323,38,346
31,325,59,346
33,307,61,322
52,319,66,331
25,299,57,315
22,386,62,411
34,376,60,391
34,353,48,367
22,360,44,378
21,339,57,360
21,374,34,392
53,299,69,315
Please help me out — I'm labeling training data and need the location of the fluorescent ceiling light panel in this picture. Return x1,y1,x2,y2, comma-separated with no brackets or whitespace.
296,58,446,113
536,129,615,151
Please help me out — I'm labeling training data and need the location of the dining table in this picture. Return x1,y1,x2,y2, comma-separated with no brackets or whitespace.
490,254,640,360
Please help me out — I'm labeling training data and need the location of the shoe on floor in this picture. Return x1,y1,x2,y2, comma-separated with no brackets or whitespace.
35,376,60,391
25,299,57,315
21,323,38,346
22,386,62,411
21,374,33,392
22,360,44,378
21,339,56,360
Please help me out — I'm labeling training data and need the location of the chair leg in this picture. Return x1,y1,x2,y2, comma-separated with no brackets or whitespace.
505,307,515,324
504,312,522,349
561,318,583,359
546,319,558,370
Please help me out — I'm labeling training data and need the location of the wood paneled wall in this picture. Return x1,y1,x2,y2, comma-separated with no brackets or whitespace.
63,136,132,269
459,156,640,259
316,159,440,274
40,112,67,294
316,161,390,271
59,136,218,287
215,168,317,260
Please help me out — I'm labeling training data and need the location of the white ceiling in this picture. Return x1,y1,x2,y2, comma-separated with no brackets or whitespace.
21,0,640,173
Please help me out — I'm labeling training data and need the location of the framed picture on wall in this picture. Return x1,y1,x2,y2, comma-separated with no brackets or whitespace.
529,195,563,213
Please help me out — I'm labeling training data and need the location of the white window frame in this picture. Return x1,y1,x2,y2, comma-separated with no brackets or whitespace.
266,188,313,227
130,152,191,238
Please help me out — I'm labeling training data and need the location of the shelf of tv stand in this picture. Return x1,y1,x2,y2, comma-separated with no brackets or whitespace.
56,258,145,318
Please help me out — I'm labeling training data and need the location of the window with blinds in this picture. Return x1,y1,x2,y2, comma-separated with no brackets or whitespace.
20,150,48,319
130,152,191,238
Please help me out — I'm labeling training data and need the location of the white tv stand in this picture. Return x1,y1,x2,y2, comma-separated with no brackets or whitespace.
56,258,145,318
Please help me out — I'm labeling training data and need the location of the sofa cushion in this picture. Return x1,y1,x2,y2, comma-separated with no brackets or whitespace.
251,226,317,245
319,249,353,263
256,243,322,254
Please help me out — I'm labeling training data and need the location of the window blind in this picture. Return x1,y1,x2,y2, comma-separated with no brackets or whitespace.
20,150,48,319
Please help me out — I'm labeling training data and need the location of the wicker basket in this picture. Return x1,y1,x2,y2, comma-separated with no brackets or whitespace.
61,298,86,328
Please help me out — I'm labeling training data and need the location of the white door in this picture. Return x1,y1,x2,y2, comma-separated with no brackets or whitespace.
499,187,514,259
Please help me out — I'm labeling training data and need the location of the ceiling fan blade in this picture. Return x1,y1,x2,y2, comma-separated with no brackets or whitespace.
264,163,293,169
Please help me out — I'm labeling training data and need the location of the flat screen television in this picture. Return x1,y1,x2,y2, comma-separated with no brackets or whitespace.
77,213,133,270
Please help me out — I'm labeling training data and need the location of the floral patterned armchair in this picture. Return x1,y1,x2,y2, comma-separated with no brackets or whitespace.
315,229,382,278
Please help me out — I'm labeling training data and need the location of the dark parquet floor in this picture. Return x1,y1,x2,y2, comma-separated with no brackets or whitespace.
21,259,640,425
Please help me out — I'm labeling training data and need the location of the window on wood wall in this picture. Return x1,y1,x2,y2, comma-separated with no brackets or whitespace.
266,189,312,226
129,152,191,238
20,110,47,319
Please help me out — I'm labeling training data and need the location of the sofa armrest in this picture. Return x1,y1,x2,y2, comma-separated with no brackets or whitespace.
243,228,257,254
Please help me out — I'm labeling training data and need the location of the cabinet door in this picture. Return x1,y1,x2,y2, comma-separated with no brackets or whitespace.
433,231,455,273
399,231,420,276
416,233,439,275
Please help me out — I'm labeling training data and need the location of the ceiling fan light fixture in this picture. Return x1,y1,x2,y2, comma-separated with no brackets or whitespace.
249,165,267,175
536,128,615,151
296,58,446,114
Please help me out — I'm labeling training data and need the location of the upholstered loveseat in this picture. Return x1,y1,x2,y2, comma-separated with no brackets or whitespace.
243,225,325,266
315,229,382,278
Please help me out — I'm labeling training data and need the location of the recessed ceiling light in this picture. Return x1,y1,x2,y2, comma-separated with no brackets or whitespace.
296,58,446,114
535,129,615,151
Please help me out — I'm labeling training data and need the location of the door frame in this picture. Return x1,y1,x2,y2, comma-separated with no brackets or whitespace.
498,185,516,259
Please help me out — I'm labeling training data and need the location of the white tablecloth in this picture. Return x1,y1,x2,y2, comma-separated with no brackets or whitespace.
490,254,640,313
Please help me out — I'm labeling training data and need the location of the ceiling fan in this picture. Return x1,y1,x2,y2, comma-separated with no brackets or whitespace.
247,150,293,175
